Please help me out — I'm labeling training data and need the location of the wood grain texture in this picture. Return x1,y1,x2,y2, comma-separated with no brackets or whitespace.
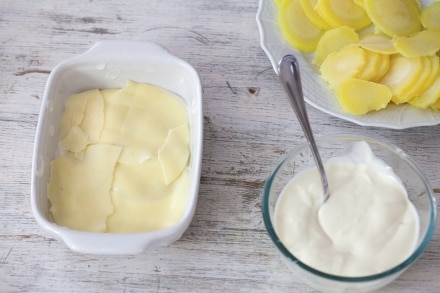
1,0,439,292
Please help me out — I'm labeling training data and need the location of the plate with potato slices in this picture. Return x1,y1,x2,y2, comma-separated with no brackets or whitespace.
256,0,440,129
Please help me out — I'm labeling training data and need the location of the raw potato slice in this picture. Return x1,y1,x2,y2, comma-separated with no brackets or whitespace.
409,55,440,108
158,124,190,185
300,0,332,29
431,92,440,111
278,0,324,52
315,0,371,31
313,26,359,65
107,168,189,233
379,55,423,104
357,33,398,54
47,144,122,232
357,50,383,81
364,0,422,37
421,1,440,30
371,54,390,82
402,56,437,100
394,30,440,57
320,45,366,88
335,78,392,115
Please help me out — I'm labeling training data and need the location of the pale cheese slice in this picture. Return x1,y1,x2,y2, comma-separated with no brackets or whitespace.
100,81,188,165
158,124,190,185
47,144,122,232
60,125,88,153
107,168,189,233
60,89,104,153
80,89,104,143
60,91,88,139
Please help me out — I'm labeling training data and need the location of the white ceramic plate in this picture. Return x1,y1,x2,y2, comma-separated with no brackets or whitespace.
31,41,203,254
256,0,440,129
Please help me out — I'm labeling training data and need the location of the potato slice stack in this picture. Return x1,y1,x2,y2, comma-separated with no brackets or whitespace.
277,0,440,115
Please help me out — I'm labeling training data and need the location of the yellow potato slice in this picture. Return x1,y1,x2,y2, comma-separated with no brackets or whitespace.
379,55,424,104
300,0,332,29
320,45,366,88
371,54,390,82
357,50,384,81
353,0,365,9
394,30,440,57
357,33,398,54
402,56,435,100
431,92,440,111
278,0,324,52
313,26,359,65
421,1,440,30
315,0,371,31
409,55,440,108
364,0,422,37
335,78,392,115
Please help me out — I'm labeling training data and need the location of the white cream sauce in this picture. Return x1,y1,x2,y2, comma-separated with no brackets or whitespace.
274,141,419,277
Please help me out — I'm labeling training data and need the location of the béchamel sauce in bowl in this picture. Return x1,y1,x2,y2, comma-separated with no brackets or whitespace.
262,134,436,293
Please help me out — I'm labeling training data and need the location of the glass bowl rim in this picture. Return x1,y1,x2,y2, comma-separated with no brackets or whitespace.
262,133,437,282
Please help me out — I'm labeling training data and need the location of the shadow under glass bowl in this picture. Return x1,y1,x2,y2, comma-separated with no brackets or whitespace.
262,134,436,293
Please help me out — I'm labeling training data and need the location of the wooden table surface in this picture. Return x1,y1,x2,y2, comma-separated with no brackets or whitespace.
1,1,439,292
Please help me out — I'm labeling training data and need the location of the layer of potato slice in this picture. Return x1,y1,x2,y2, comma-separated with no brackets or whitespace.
278,0,324,52
357,33,397,55
394,30,440,57
315,0,371,30
318,0,372,30
364,0,422,37
421,1,440,30
335,78,392,115
379,55,424,104
320,45,366,88
300,0,332,29
409,55,440,108
313,26,359,65
357,50,384,81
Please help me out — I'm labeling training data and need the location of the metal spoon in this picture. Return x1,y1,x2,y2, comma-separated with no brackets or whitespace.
278,55,330,203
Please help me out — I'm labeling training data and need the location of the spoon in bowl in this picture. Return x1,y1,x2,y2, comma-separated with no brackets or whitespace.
278,55,330,203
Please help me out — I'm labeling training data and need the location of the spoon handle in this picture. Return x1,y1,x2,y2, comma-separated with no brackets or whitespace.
279,55,330,202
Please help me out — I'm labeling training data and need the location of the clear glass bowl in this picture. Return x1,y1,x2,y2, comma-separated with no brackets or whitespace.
262,134,436,293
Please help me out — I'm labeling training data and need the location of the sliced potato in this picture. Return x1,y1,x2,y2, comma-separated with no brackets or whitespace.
313,26,359,65
364,0,422,37
357,33,397,54
300,0,332,29
278,0,324,52
409,55,440,108
421,1,440,30
316,0,371,30
371,54,390,82
379,55,424,104
335,78,392,115
320,45,366,88
357,50,383,81
394,30,440,57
